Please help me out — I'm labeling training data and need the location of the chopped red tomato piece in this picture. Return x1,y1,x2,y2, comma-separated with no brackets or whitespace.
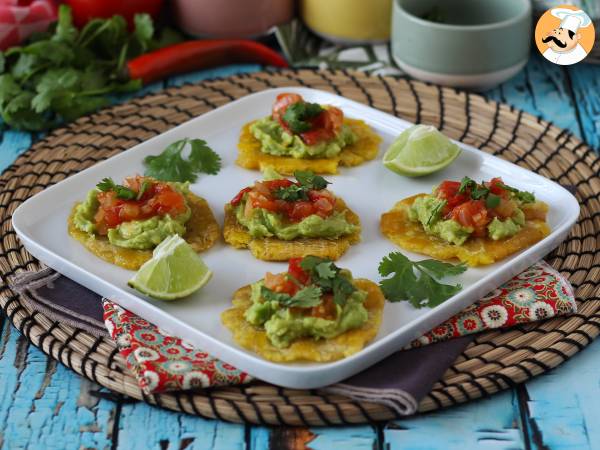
436,180,470,213
288,257,310,285
487,177,509,198
230,187,252,206
264,272,297,296
451,200,490,236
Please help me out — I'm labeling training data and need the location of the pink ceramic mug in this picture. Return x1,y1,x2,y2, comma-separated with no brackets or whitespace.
172,0,294,39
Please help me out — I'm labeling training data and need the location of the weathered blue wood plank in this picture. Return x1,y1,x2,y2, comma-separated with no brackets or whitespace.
568,62,600,150
384,391,525,449
523,338,600,449
485,53,582,137
0,321,117,450
249,425,379,450
116,401,246,450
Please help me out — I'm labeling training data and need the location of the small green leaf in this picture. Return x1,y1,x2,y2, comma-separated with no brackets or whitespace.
485,193,501,209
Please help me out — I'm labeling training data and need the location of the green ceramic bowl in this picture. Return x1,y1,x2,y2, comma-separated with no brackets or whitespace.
392,0,532,90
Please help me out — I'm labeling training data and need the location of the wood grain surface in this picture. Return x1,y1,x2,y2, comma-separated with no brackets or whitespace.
1,55,599,449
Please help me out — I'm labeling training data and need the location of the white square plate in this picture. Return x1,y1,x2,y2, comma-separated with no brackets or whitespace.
12,88,579,388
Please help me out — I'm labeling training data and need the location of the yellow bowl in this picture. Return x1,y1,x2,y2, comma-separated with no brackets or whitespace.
301,0,392,43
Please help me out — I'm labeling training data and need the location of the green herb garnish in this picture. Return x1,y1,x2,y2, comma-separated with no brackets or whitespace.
457,177,535,206
378,252,467,308
497,182,536,203
96,177,137,200
282,101,324,133
274,170,330,202
0,5,183,131
261,285,323,308
300,256,356,305
144,138,221,183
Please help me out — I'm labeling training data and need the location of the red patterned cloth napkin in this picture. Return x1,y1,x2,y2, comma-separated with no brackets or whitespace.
0,0,57,50
102,261,576,394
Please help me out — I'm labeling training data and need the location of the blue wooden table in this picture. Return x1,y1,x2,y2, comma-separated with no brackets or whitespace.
1,54,599,450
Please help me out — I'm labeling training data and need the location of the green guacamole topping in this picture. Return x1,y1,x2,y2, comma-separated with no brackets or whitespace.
250,116,357,159
73,184,191,250
244,275,368,348
234,201,356,240
487,209,525,241
408,194,526,245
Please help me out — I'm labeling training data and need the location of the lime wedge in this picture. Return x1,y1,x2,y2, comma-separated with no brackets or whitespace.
128,235,212,300
383,125,461,177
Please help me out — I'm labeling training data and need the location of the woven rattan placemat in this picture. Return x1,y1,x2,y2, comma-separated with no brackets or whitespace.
1,70,599,426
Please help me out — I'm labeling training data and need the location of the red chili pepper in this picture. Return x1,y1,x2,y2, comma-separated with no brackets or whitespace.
127,40,289,85
230,187,252,206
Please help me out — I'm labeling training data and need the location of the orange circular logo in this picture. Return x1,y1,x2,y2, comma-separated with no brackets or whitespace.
535,5,595,65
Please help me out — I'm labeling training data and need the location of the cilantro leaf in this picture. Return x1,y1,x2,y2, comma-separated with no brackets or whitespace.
260,285,322,308
273,171,330,202
274,184,308,202
294,170,329,190
144,138,222,182
458,176,476,193
497,182,536,203
413,260,467,278
378,252,465,308
300,256,357,305
96,177,137,200
485,193,501,209
282,102,323,133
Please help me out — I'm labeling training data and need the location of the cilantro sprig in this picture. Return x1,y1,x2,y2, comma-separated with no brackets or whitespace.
96,177,137,200
378,252,467,308
300,256,356,305
144,138,221,183
261,285,322,308
274,170,330,202
282,102,323,133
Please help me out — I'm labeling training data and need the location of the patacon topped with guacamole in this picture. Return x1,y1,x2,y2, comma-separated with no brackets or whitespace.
408,177,545,245
73,176,191,250
250,93,357,159
229,170,357,241
245,256,368,348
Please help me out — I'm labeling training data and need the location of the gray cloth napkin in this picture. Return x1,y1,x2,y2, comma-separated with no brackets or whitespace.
9,269,472,416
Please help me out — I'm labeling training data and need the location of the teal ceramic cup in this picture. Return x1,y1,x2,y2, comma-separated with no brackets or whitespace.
391,0,532,90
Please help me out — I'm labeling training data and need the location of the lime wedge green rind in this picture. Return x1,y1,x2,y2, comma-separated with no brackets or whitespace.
383,124,462,177
128,235,212,300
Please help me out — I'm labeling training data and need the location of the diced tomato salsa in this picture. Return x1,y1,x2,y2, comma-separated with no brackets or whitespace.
230,178,336,223
435,177,519,237
94,177,187,235
263,258,336,320
271,93,344,145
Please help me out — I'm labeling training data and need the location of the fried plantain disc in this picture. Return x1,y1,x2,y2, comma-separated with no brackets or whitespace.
380,194,550,267
68,192,219,270
223,198,361,261
236,118,381,175
221,279,384,362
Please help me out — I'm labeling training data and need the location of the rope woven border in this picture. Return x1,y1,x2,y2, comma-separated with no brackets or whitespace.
1,69,599,426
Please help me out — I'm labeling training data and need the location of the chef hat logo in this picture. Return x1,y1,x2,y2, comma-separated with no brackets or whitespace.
535,4,595,66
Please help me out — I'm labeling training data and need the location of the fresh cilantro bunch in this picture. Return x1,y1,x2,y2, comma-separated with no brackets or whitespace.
274,170,330,202
458,177,535,208
0,5,181,131
282,101,323,133
300,256,356,305
378,252,467,308
144,138,222,183
96,177,149,200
